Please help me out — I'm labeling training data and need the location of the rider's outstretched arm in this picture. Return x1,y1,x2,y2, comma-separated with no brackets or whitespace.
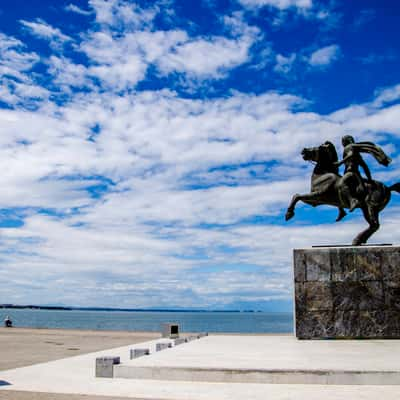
335,152,353,167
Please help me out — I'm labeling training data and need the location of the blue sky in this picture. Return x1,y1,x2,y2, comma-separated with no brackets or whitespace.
0,0,399,310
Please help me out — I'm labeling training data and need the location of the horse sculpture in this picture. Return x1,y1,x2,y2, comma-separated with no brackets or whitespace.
285,141,400,245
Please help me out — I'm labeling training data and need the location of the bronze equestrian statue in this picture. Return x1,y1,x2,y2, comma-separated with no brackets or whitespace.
285,136,400,245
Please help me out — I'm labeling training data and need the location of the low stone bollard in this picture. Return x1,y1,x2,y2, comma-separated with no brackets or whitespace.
174,338,186,345
156,342,172,351
130,348,150,359
95,356,120,378
161,323,180,338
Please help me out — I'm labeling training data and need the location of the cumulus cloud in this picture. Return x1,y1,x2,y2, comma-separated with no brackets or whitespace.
157,35,254,77
308,44,341,67
71,6,259,89
47,56,91,90
89,0,157,30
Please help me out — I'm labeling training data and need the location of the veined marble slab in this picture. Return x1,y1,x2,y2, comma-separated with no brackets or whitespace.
294,245,400,339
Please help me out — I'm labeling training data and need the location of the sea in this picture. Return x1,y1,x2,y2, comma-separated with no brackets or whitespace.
0,308,293,333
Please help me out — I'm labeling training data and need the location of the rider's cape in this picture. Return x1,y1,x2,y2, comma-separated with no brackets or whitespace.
353,142,392,167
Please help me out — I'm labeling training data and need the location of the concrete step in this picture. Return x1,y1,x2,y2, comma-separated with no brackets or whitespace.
113,335,400,385
114,364,400,385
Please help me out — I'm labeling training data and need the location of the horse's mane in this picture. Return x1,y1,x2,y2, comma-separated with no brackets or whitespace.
322,141,339,174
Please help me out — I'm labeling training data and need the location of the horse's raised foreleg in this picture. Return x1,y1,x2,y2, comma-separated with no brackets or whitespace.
352,206,380,245
285,192,320,221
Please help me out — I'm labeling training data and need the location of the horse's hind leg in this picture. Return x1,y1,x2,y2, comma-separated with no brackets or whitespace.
352,206,380,245
336,207,347,222
285,192,319,221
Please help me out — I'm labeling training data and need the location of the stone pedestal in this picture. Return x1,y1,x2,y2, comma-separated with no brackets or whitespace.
294,246,400,339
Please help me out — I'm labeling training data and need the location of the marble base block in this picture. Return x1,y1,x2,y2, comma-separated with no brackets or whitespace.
294,246,400,339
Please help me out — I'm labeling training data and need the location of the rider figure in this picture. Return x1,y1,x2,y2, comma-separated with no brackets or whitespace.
336,135,372,212
336,135,392,212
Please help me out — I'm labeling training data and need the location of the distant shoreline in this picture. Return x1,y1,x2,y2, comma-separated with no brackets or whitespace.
0,305,273,313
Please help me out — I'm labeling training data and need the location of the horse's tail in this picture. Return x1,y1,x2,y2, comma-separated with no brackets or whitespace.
389,182,400,193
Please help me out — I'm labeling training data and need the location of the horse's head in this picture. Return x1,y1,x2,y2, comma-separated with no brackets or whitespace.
301,146,319,162
301,141,339,173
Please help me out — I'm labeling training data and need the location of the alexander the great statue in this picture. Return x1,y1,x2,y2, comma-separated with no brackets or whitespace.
285,136,399,245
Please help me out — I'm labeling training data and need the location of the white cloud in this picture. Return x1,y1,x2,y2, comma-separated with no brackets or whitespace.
157,35,254,77
8,81,49,102
308,44,341,67
89,0,157,30
1,86,400,306
47,56,90,90
0,33,46,106
0,96,399,307
274,53,296,74
65,3,93,16
20,19,71,44
13,4,258,96
76,13,258,88
90,57,146,90
373,84,400,107
239,0,312,10
0,33,39,75
345,104,400,135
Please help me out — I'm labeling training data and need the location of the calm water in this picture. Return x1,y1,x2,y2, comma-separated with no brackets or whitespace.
0,309,293,333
